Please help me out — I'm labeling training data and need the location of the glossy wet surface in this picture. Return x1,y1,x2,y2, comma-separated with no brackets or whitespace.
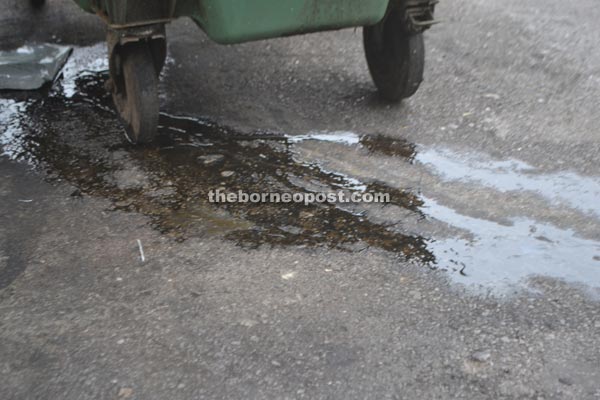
1,44,600,295
0,47,435,265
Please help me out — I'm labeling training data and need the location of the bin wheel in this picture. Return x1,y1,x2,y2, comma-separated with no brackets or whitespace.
111,43,159,144
363,6,425,102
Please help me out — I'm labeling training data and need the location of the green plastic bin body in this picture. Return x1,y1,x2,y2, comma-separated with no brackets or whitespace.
74,0,389,44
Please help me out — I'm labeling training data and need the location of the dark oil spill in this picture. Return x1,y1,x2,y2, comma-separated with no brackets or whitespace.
1,72,436,264
360,134,417,161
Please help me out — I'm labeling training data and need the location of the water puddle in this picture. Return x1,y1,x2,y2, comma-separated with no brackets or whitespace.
1,43,600,295
417,148,600,218
424,197,600,293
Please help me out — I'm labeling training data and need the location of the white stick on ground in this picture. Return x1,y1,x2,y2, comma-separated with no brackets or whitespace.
137,239,145,262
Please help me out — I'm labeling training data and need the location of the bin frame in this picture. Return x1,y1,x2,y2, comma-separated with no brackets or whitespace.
75,0,390,44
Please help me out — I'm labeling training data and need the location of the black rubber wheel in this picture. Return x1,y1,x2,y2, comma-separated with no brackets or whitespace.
112,43,159,144
30,0,45,8
363,6,425,102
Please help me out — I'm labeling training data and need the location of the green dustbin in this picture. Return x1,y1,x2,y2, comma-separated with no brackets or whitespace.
67,0,437,143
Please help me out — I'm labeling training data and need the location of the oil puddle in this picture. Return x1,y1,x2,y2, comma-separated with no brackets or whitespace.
1,43,600,295
144,113,430,259
0,54,434,264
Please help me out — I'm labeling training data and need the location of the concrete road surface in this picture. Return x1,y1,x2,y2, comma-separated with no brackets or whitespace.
1,0,600,399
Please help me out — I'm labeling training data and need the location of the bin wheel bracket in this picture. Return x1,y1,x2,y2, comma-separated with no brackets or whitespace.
107,24,166,143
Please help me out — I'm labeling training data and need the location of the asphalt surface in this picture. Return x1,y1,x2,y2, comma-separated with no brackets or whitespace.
1,0,600,399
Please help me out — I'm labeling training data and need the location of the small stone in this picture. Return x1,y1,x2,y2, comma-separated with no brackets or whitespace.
220,170,235,178
114,200,132,208
558,377,574,386
279,225,303,235
483,93,501,100
281,271,296,280
197,154,225,165
470,350,491,363
117,387,134,398
240,319,258,328
299,211,314,219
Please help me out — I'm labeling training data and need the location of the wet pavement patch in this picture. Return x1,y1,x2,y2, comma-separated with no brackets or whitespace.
2,43,600,295
0,70,435,265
